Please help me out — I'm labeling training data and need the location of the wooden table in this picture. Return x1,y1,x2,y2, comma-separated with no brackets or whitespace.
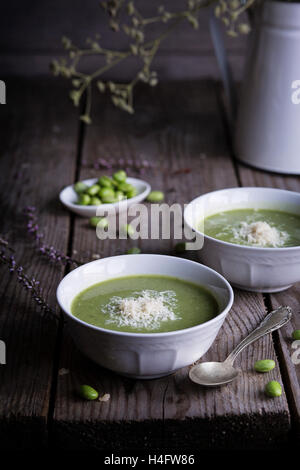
0,78,299,451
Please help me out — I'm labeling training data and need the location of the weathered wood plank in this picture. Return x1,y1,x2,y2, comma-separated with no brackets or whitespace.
1,53,246,81
270,287,300,440
53,80,290,450
0,79,78,449
236,165,300,439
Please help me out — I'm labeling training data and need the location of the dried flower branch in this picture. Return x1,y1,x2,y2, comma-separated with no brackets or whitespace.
24,206,80,267
51,0,252,122
214,0,254,36
0,237,57,321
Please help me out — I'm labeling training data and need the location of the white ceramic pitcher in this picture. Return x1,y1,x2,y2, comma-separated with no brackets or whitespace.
235,1,300,174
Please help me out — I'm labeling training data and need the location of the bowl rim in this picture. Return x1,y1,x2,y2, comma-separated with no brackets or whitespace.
59,176,151,210
184,186,300,252
56,254,234,337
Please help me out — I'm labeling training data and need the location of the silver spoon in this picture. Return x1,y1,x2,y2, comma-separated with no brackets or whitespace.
189,306,292,387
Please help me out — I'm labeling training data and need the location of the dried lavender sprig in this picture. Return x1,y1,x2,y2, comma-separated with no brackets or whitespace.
0,239,58,321
24,206,80,267
82,157,157,172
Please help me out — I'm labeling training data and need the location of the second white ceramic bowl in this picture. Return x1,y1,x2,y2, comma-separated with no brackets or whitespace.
56,255,233,379
184,187,300,293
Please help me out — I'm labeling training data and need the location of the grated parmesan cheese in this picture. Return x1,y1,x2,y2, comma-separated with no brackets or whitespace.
101,290,179,329
98,393,110,402
233,220,288,247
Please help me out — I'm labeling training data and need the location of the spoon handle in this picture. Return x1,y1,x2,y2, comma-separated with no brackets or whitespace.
225,306,292,366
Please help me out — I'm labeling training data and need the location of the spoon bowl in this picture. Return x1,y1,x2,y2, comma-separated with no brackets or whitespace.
189,361,239,387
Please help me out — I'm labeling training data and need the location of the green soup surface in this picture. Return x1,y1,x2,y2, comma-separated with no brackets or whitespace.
71,275,219,333
202,209,300,247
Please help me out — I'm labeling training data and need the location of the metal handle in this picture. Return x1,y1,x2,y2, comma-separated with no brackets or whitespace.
225,306,292,365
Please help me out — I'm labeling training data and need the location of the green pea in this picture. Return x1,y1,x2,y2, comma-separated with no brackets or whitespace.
254,359,276,373
147,191,164,203
113,170,127,183
98,217,108,229
122,224,135,237
77,193,91,205
99,187,115,199
98,175,114,188
89,216,108,228
74,181,89,194
292,329,300,340
87,184,100,196
90,216,100,227
126,247,141,254
174,242,186,254
126,187,138,199
115,190,126,201
90,197,102,206
118,182,133,193
78,384,99,401
265,381,282,398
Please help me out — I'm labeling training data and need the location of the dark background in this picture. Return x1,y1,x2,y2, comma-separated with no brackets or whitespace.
0,0,247,79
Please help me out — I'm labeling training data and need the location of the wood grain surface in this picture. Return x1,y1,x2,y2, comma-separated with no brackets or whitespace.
52,81,291,450
0,78,298,450
0,79,78,448
237,165,300,441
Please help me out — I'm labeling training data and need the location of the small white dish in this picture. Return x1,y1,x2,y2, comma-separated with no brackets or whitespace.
56,254,233,379
59,177,151,217
184,187,300,293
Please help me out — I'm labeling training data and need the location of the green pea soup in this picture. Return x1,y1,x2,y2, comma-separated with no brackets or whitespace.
202,209,300,247
71,275,219,333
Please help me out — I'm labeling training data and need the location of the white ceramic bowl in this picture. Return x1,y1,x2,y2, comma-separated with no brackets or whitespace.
59,177,151,217
56,255,233,379
184,187,300,293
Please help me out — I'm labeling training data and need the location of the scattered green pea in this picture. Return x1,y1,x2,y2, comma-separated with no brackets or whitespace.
265,381,282,398
292,329,300,340
74,181,88,194
87,184,100,196
90,197,102,206
90,216,100,228
174,242,187,254
98,175,114,188
98,217,109,229
254,359,276,373
147,190,164,203
77,193,91,205
78,384,99,401
113,170,127,183
122,223,135,237
126,247,141,254
99,187,115,199
89,216,108,228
